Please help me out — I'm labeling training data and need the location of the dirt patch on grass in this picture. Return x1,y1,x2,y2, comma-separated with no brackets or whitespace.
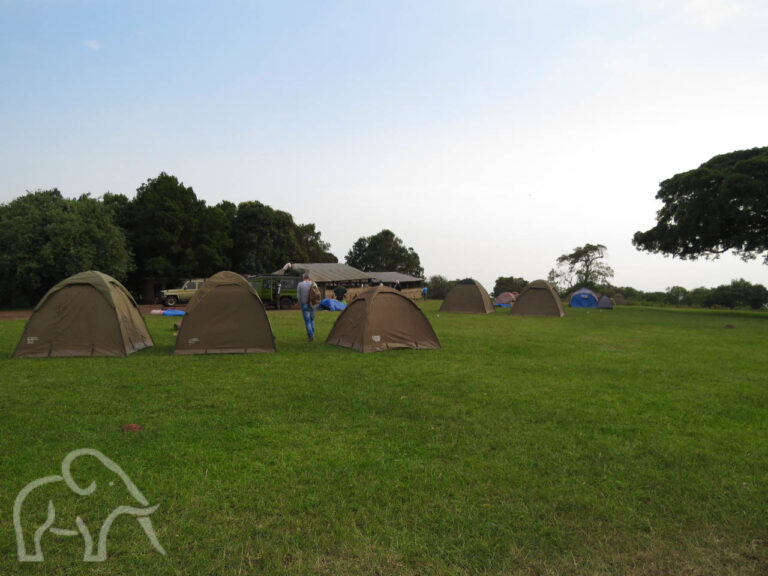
0,305,188,319
0,309,32,319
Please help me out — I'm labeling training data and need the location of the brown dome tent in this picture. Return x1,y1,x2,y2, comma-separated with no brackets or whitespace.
439,278,494,314
174,271,275,355
510,280,565,317
326,286,440,353
13,271,153,357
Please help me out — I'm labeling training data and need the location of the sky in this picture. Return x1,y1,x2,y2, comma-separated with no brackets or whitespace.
1,0,767,292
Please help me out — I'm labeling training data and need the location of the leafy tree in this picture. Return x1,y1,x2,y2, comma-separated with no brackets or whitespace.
125,173,230,283
493,276,528,296
546,268,572,295
296,223,337,263
548,243,614,293
642,291,667,304
665,286,690,306
345,229,423,277
608,285,641,302
705,279,768,309
196,204,233,275
230,203,336,272
216,200,238,266
233,201,303,273
688,287,711,308
217,200,237,225
102,192,132,228
426,275,458,300
633,147,768,263
0,175,338,304
0,190,131,307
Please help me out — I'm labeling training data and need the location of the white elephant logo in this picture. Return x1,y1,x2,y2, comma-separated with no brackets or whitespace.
13,448,166,562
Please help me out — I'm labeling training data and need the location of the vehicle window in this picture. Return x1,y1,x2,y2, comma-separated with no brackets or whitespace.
196,281,203,289
183,281,193,289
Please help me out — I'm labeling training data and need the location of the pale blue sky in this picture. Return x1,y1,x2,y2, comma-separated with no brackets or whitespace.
2,0,767,291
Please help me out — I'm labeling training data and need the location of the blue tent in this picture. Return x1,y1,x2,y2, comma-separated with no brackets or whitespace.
569,287,598,308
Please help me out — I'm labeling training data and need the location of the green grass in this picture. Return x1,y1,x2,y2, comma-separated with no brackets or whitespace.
0,304,766,575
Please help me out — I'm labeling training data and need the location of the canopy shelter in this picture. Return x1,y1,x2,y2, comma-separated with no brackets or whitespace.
274,263,371,284
13,271,153,357
366,271,423,289
326,286,440,353
174,271,275,355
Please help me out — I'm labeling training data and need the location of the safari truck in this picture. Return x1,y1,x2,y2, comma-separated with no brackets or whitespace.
248,275,299,309
159,278,205,306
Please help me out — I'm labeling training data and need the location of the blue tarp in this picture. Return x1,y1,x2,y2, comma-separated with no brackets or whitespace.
494,303,511,308
319,298,346,311
162,309,186,316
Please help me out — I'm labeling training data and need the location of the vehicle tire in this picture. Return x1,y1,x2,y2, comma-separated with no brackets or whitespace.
280,297,293,310
165,295,178,307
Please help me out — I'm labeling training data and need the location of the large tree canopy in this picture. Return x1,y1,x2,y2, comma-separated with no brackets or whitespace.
493,276,528,296
548,243,614,293
233,201,301,273
126,173,232,280
0,190,132,306
0,173,338,306
345,229,424,277
633,147,768,263
296,223,337,264
706,278,768,309
232,202,336,273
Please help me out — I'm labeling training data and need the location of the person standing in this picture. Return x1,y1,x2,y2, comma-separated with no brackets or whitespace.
297,272,317,341
333,284,347,302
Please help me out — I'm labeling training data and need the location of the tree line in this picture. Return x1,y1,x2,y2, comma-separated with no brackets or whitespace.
0,173,337,307
2,144,765,309
425,274,767,310
425,239,768,310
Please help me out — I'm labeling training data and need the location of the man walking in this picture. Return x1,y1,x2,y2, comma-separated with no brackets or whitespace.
297,272,317,341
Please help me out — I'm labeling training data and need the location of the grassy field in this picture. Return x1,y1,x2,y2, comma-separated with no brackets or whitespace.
0,303,766,575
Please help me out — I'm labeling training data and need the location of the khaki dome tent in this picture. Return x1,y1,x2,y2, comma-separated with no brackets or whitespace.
439,278,494,314
174,271,275,355
326,286,440,353
510,280,565,317
13,271,153,358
